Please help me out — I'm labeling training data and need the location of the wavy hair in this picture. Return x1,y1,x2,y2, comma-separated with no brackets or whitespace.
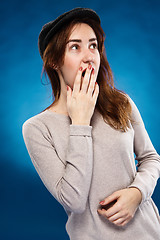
41,18,132,132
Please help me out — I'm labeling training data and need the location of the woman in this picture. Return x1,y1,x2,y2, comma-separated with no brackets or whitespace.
22,7,160,239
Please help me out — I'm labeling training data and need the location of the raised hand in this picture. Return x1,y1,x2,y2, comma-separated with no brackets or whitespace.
67,64,99,126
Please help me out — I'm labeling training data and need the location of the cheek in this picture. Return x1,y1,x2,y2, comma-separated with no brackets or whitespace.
64,57,73,69
61,56,80,88
95,54,100,74
64,56,80,77
63,55,79,70
97,53,101,66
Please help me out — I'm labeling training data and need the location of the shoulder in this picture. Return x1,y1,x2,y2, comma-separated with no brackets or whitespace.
124,94,144,125
124,93,139,111
118,91,136,107
22,110,52,139
23,110,46,128
22,109,70,141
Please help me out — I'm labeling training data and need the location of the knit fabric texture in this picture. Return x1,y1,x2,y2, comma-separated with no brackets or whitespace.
22,96,160,240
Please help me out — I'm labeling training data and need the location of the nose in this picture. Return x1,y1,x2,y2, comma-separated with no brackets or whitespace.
82,48,94,65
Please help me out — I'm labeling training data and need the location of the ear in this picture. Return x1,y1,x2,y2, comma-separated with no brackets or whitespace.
52,63,59,71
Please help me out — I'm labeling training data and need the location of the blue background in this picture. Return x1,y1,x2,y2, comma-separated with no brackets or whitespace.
1,0,160,239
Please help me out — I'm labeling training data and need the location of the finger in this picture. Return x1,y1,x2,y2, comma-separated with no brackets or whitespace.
72,66,83,95
113,216,131,226
105,202,120,218
66,85,71,102
108,211,128,222
92,81,99,99
87,68,96,96
97,208,107,217
118,218,130,226
97,208,126,225
97,207,119,219
99,191,120,206
81,64,93,93
112,217,126,226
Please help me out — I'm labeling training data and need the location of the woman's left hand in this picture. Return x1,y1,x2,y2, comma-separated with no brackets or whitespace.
97,187,142,227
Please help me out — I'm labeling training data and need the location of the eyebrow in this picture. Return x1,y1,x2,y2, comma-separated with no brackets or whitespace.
67,38,97,43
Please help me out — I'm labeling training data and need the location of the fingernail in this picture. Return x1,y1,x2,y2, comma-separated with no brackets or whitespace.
95,82,97,84
99,201,105,205
88,64,92,70
67,85,69,91
92,68,95,74
79,66,83,71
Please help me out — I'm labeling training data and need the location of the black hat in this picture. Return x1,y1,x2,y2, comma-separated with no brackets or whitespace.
38,7,101,59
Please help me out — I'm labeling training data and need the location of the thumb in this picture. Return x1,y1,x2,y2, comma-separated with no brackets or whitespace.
67,85,72,97
99,191,120,205
66,85,71,101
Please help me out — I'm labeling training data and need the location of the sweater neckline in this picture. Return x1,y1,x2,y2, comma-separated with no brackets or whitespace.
45,109,70,119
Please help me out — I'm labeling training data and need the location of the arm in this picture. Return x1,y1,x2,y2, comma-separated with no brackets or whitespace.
98,96,160,226
22,119,93,214
127,96,160,202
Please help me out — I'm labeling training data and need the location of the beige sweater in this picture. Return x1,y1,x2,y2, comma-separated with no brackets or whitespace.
22,96,160,240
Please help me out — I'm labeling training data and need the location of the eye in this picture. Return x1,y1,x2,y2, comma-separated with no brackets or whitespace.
90,43,98,49
70,44,79,50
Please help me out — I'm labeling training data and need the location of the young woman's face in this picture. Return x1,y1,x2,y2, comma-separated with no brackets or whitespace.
59,23,101,90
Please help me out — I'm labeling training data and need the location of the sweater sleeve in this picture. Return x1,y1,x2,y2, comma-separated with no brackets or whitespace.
127,97,160,203
22,120,93,214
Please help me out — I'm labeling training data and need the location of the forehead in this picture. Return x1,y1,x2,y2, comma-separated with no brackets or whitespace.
69,23,96,39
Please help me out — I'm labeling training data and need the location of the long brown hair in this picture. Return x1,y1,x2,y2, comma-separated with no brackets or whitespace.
41,18,132,132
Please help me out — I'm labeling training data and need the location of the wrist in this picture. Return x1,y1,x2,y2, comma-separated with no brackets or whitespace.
129,187,142,204
72,121,90,126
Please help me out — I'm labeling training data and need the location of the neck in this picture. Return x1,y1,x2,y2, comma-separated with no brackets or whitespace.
51,82,69,115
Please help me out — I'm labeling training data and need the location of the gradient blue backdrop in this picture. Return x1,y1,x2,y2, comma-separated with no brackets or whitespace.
1,0,160,239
